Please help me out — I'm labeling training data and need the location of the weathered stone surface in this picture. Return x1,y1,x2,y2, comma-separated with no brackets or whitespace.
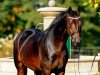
0,56,100,75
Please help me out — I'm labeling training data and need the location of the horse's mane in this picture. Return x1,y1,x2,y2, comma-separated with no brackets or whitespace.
46,9,68,30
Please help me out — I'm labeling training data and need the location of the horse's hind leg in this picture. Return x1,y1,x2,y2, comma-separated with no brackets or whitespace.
14,46,27,75
14,55,27,75
17,62,27,75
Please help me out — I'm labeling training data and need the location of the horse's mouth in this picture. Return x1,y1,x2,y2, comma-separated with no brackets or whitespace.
72,41,81,48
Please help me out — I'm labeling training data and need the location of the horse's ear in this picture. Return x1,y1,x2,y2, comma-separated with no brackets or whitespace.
78,6,81,14
68,7,72,13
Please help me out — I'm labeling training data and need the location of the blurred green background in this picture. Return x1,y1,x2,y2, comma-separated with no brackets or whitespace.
0,0,100,57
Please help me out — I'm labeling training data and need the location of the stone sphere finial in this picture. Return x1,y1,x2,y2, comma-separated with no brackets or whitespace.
48,0,56,7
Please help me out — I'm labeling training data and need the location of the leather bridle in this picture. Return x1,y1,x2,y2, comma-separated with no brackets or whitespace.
67,16,80,36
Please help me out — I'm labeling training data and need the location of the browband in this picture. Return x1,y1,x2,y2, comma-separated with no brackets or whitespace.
68,17,80,19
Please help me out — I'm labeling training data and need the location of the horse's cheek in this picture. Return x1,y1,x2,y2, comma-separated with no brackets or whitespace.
67,29,71,35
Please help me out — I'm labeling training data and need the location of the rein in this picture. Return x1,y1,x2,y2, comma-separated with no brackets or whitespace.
78,46,81,75
88,53,97,75
74,47,98,75
73,45,81,75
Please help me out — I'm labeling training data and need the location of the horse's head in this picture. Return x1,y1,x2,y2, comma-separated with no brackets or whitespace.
65,7,82,48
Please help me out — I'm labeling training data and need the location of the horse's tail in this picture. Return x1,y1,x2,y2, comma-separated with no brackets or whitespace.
13,32,28,75
13,29,35,64
13,32,23,68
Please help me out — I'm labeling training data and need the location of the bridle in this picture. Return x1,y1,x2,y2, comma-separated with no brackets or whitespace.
67,15,81,75
67,16,80,36
66,15,81,44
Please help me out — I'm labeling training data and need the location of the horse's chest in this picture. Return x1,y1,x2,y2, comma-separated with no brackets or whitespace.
52,50,67,69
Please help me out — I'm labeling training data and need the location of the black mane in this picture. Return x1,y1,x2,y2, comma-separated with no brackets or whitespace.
46,9,68,30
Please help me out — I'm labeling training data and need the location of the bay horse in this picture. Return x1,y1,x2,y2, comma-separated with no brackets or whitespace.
13,7,82,75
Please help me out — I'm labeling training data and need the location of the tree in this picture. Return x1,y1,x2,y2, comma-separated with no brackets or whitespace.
0,0,100,47
0,0,43,37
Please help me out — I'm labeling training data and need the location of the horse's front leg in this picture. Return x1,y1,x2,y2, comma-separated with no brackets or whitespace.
55,67,65,75
17,63,27,75
42,65,51,75
42,69,51,75
57,72,65,75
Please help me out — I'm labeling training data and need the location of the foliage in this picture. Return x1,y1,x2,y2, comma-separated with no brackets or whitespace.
83,0,99,8
0,0,43,37
57,0,100,47
0,0,100,52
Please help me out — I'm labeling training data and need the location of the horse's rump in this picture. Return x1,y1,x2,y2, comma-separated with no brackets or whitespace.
15,28,41,51
14,28,42,71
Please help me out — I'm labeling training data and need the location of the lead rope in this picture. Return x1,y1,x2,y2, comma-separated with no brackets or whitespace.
74,57,78,75
74,58,77,75
73,46,81,75
78,46,81,75
77,46,98,75
88,53,97,75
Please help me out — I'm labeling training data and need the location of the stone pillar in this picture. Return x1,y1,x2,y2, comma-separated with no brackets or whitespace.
43,16,55,30
37,7,66,30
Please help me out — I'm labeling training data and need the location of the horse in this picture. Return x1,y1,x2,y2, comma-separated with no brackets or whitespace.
13,7,82,75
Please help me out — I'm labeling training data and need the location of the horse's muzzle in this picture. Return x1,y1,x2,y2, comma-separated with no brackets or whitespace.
72,40,81,48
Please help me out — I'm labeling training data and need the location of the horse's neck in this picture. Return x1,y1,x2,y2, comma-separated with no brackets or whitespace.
46,21,68,50
54,21,67,41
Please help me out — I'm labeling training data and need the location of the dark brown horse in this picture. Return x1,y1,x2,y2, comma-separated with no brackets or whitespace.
13,7,82,75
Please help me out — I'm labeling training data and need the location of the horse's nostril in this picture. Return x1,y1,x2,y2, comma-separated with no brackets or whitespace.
76,42,81,46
